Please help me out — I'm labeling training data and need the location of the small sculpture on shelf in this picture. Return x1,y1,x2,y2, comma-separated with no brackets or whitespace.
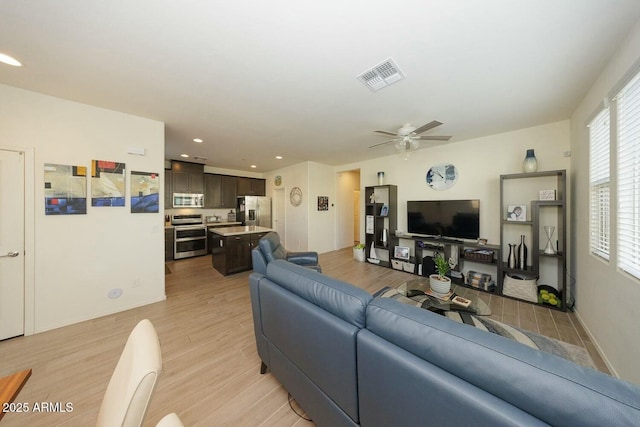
544,226,556,255
517,235,528,270
507,243,517,269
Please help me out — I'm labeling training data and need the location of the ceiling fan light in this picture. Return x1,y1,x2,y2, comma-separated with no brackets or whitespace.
398,124,416,136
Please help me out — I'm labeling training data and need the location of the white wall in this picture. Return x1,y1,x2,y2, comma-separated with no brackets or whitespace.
570,19,640,383
338,121,571,247
0,84,166,333
264,162,310,251
308,162,336,254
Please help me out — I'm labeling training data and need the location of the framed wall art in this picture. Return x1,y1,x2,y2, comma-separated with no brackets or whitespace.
44,163,87,215
317,196,328,211
91,160,126,207
130,171,160,213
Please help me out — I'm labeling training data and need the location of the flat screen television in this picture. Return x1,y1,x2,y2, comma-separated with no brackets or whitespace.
407,199,480,240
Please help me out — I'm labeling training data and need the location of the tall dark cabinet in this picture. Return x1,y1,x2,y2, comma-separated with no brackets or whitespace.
364,185,398,268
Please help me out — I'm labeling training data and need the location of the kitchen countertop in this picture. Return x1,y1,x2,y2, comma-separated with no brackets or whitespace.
206,221,241,227
209,225,273,237
165,221,241,229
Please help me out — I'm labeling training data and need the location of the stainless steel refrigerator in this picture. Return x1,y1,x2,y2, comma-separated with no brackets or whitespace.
236,196,272,227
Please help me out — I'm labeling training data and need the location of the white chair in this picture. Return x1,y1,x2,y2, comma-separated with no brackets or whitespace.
96,319,162,427
155,413,184,427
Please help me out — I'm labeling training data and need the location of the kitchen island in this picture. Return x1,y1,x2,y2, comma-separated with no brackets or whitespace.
210,226,272,275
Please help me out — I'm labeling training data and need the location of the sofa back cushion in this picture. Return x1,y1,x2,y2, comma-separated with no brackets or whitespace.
258,232,287,263
361,297,640,427
251,247,268,275
266,259,371,328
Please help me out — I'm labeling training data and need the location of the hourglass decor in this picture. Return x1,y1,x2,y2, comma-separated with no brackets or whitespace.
544,226,556,255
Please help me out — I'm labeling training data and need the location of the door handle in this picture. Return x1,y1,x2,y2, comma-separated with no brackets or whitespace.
0,251,19,258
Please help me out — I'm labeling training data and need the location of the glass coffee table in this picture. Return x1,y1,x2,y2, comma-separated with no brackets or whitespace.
396,278,491,316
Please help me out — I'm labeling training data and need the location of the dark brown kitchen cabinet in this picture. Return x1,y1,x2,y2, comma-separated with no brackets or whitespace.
211,232,267,275
171,161,204,194
227,235,252,273
204,174,222,208
204,174,238,208
164,170,172,209
237,177,266,196
165,227,174,261
221,175,238,207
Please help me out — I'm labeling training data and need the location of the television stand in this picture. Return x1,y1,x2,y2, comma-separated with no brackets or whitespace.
440,237,464,244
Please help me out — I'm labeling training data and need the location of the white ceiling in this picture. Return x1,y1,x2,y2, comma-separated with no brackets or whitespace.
2,1,639,172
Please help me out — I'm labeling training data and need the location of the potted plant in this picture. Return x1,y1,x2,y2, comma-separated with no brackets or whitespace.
353,243,366,262
429,252,452,294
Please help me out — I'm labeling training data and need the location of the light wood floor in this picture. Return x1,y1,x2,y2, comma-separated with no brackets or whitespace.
0,248,608,426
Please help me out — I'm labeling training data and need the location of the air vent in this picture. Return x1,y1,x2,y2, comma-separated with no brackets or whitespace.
357,58,405,92
193,156,208,161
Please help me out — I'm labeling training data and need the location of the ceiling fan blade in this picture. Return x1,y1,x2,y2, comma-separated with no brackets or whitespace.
374,130,398,137
413,120,443,135
417,135,452,141
368,139,396,149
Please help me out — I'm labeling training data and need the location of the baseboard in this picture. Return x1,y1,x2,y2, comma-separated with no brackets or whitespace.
573,308,619,378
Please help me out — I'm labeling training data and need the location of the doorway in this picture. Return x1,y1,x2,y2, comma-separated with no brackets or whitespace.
273,188,286,244
0,149,25,340
336,169,361,249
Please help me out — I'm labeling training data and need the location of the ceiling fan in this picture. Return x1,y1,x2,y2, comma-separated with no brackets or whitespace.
369,121,451,151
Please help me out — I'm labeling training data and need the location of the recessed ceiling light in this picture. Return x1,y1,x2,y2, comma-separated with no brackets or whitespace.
275,155,283,160
0,53,22,67
250,165,257,168
193,138,203,143
180,154,189,158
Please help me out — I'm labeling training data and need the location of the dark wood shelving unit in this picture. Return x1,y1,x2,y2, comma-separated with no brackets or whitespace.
364,185,398,269
500,170,567,311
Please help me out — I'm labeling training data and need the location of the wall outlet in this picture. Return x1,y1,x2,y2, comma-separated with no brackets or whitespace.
132,279,140,288
563,150,571,157
108,288,123,299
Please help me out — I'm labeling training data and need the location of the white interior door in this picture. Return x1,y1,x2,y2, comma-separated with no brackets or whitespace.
0,149,25,340
273,188,286,243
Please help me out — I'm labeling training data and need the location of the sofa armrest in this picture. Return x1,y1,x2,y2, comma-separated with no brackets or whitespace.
286,251,319,266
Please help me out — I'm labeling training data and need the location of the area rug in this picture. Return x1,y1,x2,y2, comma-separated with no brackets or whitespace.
375,286,596,369
444,312,596,369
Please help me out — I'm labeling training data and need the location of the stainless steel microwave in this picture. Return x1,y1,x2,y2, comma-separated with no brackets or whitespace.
173,193,204,208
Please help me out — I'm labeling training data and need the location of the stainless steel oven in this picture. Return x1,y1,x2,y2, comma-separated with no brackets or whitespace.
172,215,207,259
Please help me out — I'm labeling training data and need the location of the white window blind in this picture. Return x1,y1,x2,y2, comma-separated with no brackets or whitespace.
617,70,640,279
589,108,610,260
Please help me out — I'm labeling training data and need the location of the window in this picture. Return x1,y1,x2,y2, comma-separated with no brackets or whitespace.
589,108,610,260
616,71,640,279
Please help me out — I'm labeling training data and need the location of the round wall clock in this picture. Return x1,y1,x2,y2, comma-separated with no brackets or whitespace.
426,163,458,190
289,187,303,206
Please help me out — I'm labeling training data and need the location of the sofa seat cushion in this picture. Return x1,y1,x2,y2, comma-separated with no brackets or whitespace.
364,297,640,427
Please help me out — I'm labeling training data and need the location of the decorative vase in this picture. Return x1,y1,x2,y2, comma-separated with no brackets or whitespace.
507,243,517,269
377,171,385,185
544,226,556,255
370,241,377,259
522,149,538,173
381,228,388,248
353,246,366,262
429,274,452,295
517,235,528,270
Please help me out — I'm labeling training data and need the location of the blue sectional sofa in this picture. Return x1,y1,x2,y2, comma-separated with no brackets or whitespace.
249,259,640,426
